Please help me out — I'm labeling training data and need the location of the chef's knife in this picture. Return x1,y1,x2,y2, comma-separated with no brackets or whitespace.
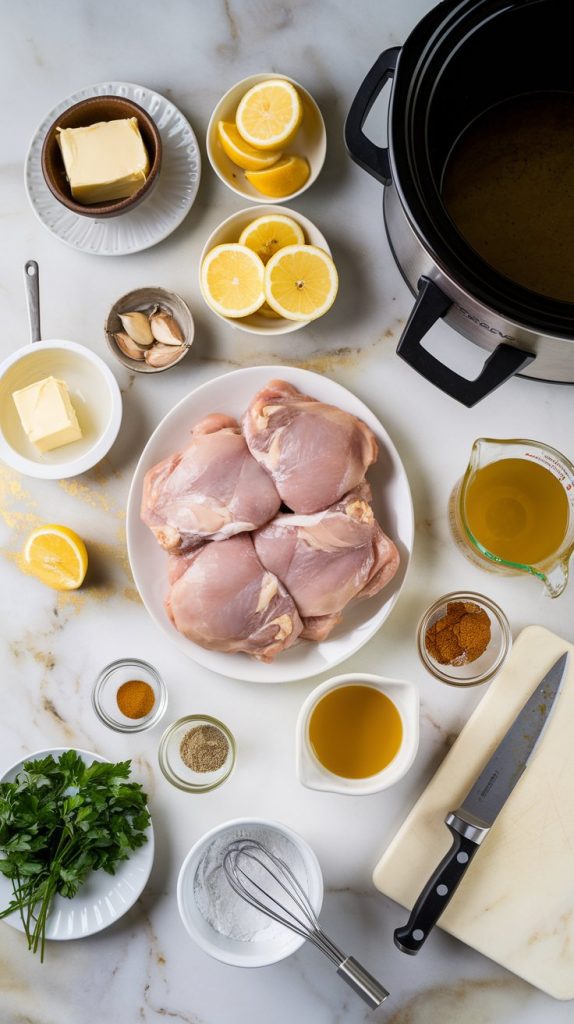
394,651,568,955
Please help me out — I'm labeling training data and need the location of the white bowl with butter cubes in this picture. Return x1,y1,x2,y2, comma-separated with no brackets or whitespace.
0,262,122,479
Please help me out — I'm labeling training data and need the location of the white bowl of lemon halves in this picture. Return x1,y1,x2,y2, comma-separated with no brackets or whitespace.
199,205,338,336
206,73,326,204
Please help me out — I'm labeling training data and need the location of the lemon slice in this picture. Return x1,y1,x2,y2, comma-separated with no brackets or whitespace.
238,214,305,264
264,245,338,321
245,155,310,198
257,302,282,319
217,121,283,171
23,524,88,591
201,244,265,318
236,79,303,150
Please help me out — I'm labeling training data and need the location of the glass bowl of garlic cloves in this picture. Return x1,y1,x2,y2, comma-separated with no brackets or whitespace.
105,287,194,373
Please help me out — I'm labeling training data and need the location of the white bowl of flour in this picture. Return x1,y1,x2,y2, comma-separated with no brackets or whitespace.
177,817,324,966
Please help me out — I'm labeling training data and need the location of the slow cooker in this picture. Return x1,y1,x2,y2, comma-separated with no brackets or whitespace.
345,0,574,406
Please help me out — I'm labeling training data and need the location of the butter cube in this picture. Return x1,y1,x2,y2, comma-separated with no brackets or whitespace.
13,376,82,453
56,118,150,205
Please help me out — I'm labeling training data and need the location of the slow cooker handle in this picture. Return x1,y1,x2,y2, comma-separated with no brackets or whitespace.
345,47,400,186
397,277,535,407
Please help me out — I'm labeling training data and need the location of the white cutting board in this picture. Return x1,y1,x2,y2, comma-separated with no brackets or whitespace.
373,626,574,1000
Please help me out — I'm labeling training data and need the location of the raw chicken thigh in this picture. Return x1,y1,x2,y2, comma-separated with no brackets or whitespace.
139,380,402,662
141,414,281,551
166,533,303,661
243,380,378,513
254,483,399,641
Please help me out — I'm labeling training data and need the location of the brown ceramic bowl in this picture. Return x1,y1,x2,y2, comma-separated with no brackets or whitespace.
41,95,162,218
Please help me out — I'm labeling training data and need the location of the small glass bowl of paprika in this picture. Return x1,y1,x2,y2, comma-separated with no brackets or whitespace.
92,658,168,732
417,591,512,686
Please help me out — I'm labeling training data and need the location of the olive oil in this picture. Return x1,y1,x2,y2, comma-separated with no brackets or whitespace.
308,684,403,779
464,458,568,566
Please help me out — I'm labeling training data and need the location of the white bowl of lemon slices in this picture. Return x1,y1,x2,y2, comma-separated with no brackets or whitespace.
206,74,326,204
199,206,338,335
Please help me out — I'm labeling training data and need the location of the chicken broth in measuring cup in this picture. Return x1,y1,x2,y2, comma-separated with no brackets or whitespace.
442,93,574,302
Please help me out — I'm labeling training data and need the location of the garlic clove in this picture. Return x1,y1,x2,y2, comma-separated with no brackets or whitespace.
144,342,185,368
118,311,154,348
114,331,145,361
149,311,185,346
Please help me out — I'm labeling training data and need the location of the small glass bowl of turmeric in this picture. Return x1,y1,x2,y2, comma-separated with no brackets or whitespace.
417,592,511,686
92,658,168,732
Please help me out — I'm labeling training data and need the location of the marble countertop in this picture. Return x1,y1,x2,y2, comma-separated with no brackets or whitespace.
1,2,573,1022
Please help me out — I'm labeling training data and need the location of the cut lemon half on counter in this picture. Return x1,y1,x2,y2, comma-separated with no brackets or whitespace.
238,214,305,263
217,121,283,171
23,525,88,591
201,244,265,318
236,79,303,150
264,245,338,321
245,155,310,198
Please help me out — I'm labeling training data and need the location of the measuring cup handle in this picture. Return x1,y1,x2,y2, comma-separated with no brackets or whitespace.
24,260,42,343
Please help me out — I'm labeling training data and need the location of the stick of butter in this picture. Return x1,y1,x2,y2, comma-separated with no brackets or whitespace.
13,376,82,453
56,118,150,204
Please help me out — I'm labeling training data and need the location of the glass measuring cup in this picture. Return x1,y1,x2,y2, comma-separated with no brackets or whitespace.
450,438,574,598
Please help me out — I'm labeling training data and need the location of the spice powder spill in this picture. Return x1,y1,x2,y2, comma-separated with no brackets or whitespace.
425,601,491,666
180,725,229,773
116,679,155,719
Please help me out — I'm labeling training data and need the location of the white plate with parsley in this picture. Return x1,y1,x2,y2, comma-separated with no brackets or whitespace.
0,748,154,954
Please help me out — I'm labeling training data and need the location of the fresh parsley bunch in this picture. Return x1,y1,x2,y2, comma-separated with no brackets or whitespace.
0,750,151,960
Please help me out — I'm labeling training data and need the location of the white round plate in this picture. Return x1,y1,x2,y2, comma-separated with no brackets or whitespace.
0,748,154,941
25,82,201,256
127,367,413,683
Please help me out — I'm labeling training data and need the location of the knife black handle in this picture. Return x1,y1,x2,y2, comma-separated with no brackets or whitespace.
393,822,480,955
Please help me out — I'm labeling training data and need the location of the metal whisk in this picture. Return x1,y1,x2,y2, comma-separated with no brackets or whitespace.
223,838,388,1009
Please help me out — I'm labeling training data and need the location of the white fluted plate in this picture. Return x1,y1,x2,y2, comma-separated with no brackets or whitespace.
25,81,201,256
0,748,154,941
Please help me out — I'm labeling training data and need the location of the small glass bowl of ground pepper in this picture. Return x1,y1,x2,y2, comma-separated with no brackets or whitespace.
158,715,236,792
417,591,511,686
92,658,168,732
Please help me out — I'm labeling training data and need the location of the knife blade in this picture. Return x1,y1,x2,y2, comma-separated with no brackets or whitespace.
394,651,568,955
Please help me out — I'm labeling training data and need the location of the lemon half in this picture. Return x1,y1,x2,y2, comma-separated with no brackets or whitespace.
238,214,305,264
264,245,338,322
217,121,283,171
257,302,282,319
236,79,303,150
201,244,265,318
23,524,88,591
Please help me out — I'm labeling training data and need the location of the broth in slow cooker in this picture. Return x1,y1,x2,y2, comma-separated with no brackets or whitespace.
442,93,574,302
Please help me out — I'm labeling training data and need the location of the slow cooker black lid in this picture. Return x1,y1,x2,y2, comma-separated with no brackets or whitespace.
389,0,574,338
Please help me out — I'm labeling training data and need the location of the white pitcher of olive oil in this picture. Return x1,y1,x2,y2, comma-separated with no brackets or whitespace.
451,438,574,598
